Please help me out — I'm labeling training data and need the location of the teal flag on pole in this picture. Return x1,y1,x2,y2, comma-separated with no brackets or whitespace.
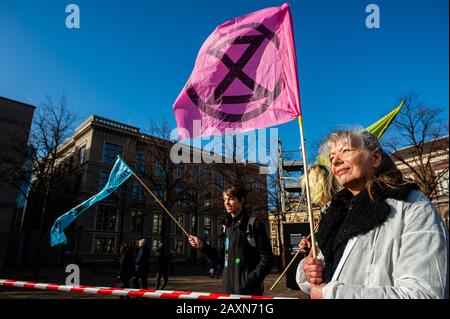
50,156,134,246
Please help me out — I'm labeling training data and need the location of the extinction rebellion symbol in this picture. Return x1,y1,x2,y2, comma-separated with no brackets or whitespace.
186,23,283,123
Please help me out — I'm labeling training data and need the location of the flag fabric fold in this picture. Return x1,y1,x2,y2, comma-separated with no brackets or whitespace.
173,3,301,139
50,156,134,246
365,100,404,139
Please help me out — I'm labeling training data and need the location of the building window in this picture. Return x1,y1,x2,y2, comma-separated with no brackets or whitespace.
130,209,143,232
152,213,163,234
204,191,211,207
217,172,224,189
437,170,449,195
152,239,161,253
79,145,86,165
204,168,211,183
103,142,123,164
204,216,212,235
155,185,166,200
190,215,198,235
176,214,184,235
132,182,144,201
191,169,198,183
93,236,115,254
251,177,261,190
272,239,279,255
175,239,184,254
155,159,164,177
271,223,277,234
253,177,258,189
176,163,185,177
176,186,184,203
136,153,147,174
95,205,118,231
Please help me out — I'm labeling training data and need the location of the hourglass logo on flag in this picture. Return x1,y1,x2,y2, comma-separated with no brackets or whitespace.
173,3,301,139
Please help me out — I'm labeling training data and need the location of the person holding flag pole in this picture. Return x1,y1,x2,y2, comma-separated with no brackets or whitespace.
269,100,405,291
296,128,448,299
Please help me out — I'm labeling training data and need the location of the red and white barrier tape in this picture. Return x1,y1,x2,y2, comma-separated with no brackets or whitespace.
0,279,296,299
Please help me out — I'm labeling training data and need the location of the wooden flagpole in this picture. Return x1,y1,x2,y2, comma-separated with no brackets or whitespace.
285,5,317,258
269,223,318,291
132,173,190,238
297,116,317,258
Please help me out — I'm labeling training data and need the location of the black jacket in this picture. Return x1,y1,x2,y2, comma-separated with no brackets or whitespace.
200,210,273,295
119,250,135,281
156,246,169,273
135,244,150,275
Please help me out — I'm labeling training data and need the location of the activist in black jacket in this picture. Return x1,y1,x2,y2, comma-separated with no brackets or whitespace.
189,185,274,295
197,209,273,295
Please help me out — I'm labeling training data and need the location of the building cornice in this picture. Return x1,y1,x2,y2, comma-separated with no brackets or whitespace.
59,114,267,171
0,96,36,109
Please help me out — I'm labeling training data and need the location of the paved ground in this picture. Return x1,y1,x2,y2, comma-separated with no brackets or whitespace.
0,264,308,299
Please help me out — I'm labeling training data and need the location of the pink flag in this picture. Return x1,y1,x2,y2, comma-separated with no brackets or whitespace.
173,3,301,139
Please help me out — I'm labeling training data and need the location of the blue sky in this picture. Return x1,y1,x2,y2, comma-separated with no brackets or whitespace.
1,0,448,161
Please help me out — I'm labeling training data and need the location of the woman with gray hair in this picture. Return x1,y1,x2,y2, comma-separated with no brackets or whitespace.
296,129,448,298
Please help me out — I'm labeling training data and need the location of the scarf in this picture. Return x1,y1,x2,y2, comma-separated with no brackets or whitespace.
316,182,419,283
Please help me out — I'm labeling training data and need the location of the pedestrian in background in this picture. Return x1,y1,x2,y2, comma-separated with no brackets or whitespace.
155,243,169,290
117,242,134,299
168,249,176,275
133,238,150,289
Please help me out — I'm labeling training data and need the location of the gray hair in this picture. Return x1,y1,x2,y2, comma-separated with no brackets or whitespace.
319,129,405,199
319,129,381,161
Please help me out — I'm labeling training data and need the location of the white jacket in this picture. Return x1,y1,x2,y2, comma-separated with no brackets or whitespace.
296,190,449,299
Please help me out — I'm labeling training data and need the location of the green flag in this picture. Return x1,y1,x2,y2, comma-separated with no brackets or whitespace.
314,100,405,167
365,100,404,139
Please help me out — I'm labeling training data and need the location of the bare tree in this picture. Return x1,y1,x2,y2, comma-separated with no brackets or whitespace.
383,93,449,201
0,118,34,202
142,119,187,248
18,94,77,278
266,171,285,270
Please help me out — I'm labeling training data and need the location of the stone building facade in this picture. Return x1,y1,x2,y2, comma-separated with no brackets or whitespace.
33,115,268,265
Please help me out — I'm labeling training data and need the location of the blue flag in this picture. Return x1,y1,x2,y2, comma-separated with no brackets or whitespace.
50,156,134,246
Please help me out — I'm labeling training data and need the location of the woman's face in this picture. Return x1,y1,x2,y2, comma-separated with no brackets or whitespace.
329,142,380,194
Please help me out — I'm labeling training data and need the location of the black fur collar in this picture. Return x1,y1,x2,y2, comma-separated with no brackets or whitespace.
316,182,419,283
